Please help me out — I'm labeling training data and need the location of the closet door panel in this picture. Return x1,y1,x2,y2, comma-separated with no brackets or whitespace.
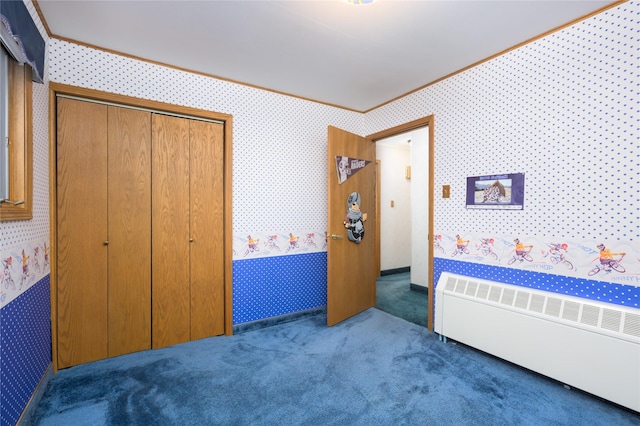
107,106,152,357
56,98,108,368
152,114,191,348
189,120,225,340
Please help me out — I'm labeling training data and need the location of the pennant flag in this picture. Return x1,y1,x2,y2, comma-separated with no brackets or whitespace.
335,156,371,184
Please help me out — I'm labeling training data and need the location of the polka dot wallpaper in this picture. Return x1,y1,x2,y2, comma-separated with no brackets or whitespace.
41,34,363,332
0,2,51,426
0,276,51,426
233,253,327,324
0,2,638,423
434,258,639,309
366,4,637,245
366,3,638,303
0,0,50,253
46,39,363,237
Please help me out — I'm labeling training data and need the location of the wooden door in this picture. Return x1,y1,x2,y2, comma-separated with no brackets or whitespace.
327,126,376,326
56,98,108,368
152,114,191,348
189,120,225,340
107,106,152,357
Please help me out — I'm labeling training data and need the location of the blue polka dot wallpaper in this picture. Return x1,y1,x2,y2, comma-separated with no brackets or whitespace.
233,253,327,324
0,1,638,423
434,258,639,309
0,277,51,426
366,2,638,305
0,2,51,424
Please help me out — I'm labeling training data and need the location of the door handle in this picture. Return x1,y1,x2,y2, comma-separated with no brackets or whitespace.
330,234,343,240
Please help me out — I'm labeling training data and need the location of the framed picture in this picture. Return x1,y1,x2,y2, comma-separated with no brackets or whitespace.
466,173,525,210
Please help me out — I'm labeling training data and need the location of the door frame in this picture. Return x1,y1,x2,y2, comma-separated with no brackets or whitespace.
367,116,435,331
48,83,234,372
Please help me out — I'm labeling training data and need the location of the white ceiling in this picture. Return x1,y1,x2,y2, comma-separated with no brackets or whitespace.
36,0,617,111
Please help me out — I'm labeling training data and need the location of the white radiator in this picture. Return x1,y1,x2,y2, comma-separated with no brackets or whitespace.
435,272,640,412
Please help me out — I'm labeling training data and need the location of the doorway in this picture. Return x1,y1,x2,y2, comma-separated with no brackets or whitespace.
375,128,429,327
368,116,434,331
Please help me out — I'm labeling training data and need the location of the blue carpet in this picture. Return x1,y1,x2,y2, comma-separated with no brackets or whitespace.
376,272,428,327
30,309,639,425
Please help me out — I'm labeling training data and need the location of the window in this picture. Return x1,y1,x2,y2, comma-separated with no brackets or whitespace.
1,46,8,198
0,44,33,221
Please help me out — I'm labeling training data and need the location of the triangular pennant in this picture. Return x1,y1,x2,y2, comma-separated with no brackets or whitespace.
335,156,371,184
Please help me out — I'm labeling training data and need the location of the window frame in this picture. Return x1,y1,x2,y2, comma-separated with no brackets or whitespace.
0,52,33,222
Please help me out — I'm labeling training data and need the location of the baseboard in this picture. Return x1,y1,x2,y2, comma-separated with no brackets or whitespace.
17,363,53,425
410,283,429,294
233,307,326,334
380,267,410,276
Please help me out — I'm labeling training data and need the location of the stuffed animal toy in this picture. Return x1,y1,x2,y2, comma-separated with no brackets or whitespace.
344,192,367,243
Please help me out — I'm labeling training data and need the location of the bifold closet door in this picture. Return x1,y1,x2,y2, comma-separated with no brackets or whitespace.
152,114,191,348
190,120,225,340
107,106,152,357
57,99,152,368
152,115,225,348
57,98,109,368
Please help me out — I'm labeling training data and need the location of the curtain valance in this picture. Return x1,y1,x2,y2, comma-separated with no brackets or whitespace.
0,0,45,83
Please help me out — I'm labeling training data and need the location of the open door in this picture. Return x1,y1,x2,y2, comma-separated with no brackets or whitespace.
367,116,434,331
327,126,376,326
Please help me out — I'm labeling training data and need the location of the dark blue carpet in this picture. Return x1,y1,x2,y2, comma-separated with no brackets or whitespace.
376,272,428,327
30,309,639,425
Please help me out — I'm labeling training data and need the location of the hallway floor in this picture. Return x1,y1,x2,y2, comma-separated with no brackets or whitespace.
375,272,428,327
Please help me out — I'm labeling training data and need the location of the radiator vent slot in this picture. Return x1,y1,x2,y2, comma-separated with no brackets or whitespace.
465,281,478,297
562,301,580,322
488,286,502,303
501,288,515,306
529,294,545,313
455,280,467,294
477,283,489,299
545,297,562,317
624,313,640,338
445,277,456,291
514,291,530,310
581,304,600,327
601,308,622,332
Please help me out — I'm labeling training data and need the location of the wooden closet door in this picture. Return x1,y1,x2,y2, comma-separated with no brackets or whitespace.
189,120,225,340
56,98,108,368
107,106,152,357
152,114,191,348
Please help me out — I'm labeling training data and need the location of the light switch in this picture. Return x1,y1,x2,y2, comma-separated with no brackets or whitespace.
442,185,450,198
390,200,395,208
